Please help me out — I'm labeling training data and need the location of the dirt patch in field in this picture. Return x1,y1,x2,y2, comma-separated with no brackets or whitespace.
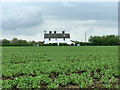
90,71,95,77
2,74,26,80
91,79,103,88
2,61,26,64
49,72,59,81
59,84,79,89
73,70,86,75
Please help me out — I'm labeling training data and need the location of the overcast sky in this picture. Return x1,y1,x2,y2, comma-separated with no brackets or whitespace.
1,2,118,42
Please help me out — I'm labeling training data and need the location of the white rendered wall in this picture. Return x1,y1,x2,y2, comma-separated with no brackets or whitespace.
44,38,73,44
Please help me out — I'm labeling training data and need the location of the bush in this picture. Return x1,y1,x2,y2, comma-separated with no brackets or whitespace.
59,43,68,46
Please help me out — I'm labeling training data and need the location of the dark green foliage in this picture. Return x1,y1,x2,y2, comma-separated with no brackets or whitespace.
59,43,68,46
89,35,119,46
71,35,119,46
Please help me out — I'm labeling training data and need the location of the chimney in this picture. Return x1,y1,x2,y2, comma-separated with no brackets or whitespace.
49,31,52,41
49,38,51,41
62,31,65,34
63,31,65,41
54,31,57,41
54,31,56,34
49,31,52,34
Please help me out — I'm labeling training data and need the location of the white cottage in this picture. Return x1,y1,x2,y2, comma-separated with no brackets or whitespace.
44,31,74,45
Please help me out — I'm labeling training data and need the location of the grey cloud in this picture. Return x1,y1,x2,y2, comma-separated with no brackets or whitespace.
81,20,117,28
2,6,43,30
2,2,117,31
95,20,118,28
42,2,117,22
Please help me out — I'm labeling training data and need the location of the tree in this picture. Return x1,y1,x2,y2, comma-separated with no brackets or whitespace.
11,38,19,44
30,40,37,46
2,39,10,45
18,39,27,46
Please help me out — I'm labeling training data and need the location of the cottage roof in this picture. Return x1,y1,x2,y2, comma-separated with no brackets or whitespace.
44,33,70,38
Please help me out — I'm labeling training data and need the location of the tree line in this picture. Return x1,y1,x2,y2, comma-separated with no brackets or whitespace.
0,35,119,46
0,38,44,46
72,35,119,46
89,35,119,46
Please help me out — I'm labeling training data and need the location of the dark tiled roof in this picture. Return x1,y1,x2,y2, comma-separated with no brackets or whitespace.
44,33,70,38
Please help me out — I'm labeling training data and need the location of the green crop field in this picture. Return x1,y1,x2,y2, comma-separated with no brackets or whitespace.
1,46,120,89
